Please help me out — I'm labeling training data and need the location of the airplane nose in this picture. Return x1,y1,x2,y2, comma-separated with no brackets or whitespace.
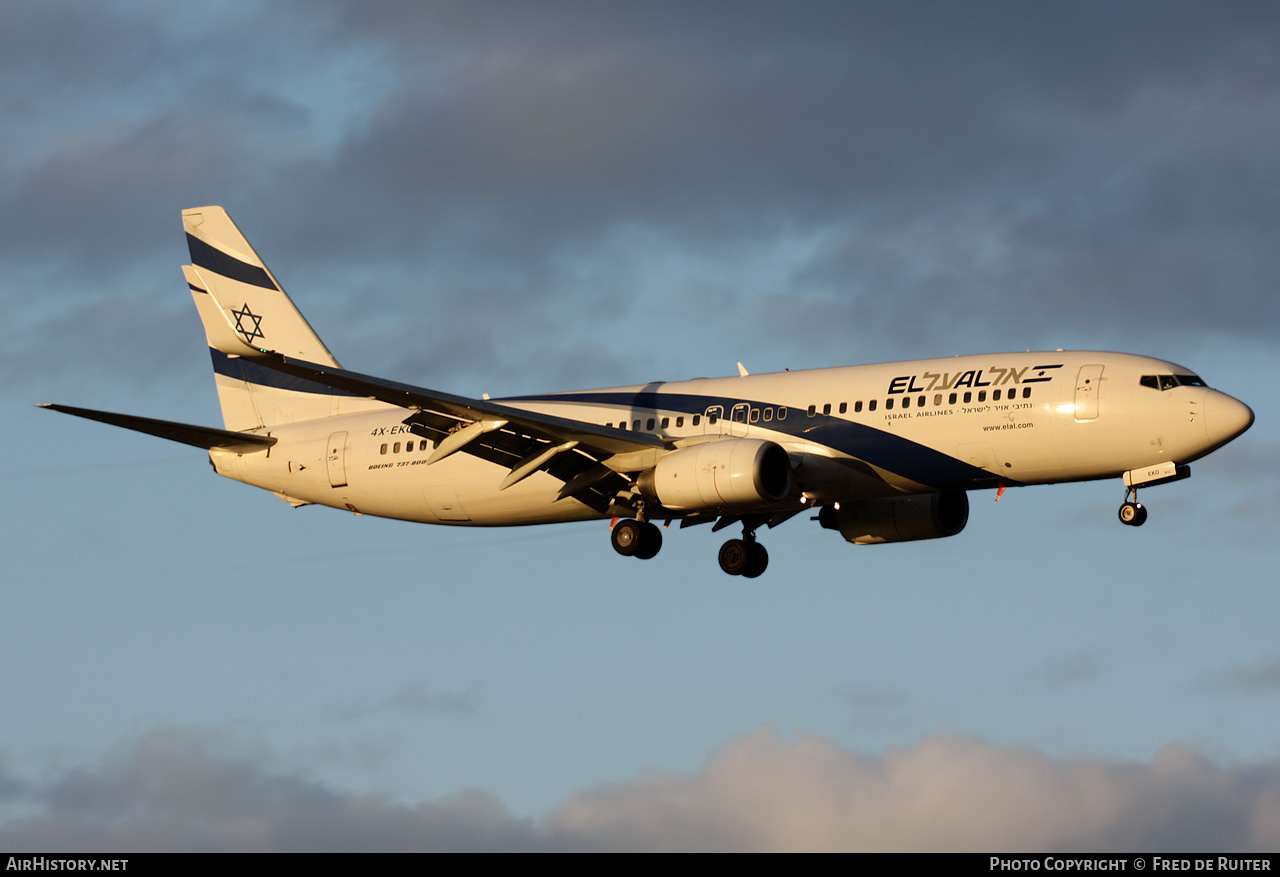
1205,391,1254,447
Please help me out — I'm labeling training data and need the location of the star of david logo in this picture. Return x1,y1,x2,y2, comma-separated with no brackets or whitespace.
232,303,265,345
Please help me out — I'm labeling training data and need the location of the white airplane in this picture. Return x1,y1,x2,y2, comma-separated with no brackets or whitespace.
42,207,1254,577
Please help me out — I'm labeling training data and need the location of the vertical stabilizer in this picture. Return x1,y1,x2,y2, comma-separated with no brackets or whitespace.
182,207,388,430
182,206,339,364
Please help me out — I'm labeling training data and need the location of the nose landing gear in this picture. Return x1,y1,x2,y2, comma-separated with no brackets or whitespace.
1117,463,1192,528
1118,487,1148,527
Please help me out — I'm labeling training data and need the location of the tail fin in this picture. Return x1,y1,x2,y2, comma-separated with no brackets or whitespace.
183,206,385,430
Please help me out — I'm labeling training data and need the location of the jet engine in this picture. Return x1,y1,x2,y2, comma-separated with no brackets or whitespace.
637,439,792,511
818,491,968,544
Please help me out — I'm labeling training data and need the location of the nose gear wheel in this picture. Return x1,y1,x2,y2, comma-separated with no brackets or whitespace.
1118,486,1148,527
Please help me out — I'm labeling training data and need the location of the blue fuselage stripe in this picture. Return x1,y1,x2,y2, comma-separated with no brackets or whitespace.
503,390,1004,490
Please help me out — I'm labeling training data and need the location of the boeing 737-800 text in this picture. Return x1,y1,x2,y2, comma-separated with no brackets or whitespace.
41,207,1255,577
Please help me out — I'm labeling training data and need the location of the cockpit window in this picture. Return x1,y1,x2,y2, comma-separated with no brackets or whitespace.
1140,374,1208,390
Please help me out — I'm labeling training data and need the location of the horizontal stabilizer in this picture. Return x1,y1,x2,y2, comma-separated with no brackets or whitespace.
37,404,276,452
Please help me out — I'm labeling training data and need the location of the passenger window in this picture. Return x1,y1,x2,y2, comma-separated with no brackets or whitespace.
1022,388,1031,399
934,394,943,406
978,391,986,402
693,415,701,426
993,389,1001,401
762,408,773,422
868,400,877,412
822,403,831,415
676,416,684,427
963,392,972,403
634,420,642,430
380,443,388,455
421,441,430,451
949,393,957,404
918,395,926,407
886,398,894,410
405,440,413,452
646,418,655,430
838,402,847,414
749,409,759,423
808,404,816,417
661,417,669,428
854,401,863,413
778,407,787,420
902,397,911,409
393,442,401,453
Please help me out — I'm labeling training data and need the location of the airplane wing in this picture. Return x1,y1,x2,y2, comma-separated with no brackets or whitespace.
238,352,664,509
256,354,662,455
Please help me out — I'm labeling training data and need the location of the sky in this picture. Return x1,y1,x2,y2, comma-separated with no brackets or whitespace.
2,0,1278,852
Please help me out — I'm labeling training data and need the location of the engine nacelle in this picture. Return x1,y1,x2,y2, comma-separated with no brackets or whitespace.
637,439,792,511
818,491,968,544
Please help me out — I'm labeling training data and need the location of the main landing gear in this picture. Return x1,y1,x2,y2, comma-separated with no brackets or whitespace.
609,515,771,577
1118,487,1148,527
611,518,663,559
718,520,769,578
718,537,768,578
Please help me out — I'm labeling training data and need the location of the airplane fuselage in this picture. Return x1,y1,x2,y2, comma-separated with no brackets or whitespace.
211,350,1250,527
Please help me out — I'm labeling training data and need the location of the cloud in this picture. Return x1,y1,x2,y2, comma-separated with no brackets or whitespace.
325,682,482,721
3,726,1279,852
0,728,545,853
844,687,908,711
1042,653,1101,690
8,1,1280,397
1203,657,1280,696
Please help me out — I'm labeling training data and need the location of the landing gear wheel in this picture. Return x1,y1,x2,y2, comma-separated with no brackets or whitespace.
719,539,769,577
634,522,663,559
612,519,663,559
1118,502,1147,526
611,519,643,556
741,542,769,578
718,539,749,575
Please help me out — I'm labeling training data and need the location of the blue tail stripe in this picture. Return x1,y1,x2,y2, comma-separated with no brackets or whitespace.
187,235,275,290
